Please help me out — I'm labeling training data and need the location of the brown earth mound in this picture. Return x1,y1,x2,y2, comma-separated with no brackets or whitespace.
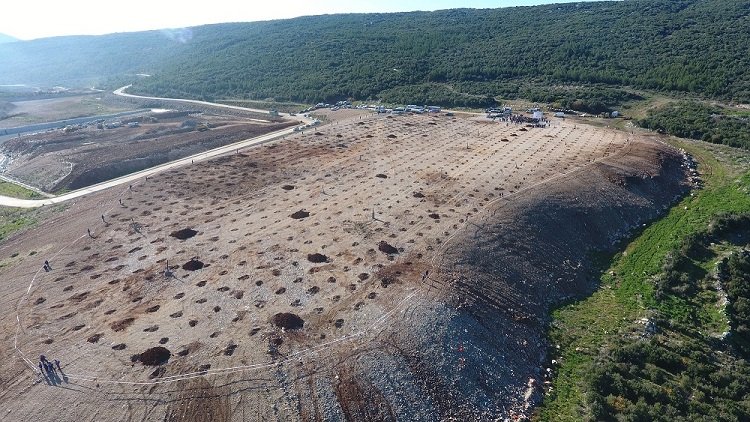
182,259,204,271
378,241,399,255
110,317,135,332
170,228,197,240
136,346,171,366
291,210,310,219
272,313,305,330
307,253,329,263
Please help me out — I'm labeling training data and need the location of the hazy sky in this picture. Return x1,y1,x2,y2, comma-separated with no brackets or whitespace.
2,0,600,40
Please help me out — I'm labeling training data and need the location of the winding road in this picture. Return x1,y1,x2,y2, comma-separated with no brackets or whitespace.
0,86,314,208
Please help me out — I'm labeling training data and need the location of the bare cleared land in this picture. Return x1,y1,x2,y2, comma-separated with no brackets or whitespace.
0,94,135,128
1,111,295,192
0,111,688,420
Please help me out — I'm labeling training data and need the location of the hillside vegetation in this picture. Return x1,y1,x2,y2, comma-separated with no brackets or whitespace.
0,1,749,108
539,141,750,420
639,101,750,149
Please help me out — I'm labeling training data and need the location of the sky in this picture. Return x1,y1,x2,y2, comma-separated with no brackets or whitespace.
1,0,601,40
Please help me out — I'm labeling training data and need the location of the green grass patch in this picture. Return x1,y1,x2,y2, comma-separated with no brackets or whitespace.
0,181,43,199
537,139,750,420
0,207,36,243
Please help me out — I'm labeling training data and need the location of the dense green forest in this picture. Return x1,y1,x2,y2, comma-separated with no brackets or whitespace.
640,101,750,149
1,1,749,108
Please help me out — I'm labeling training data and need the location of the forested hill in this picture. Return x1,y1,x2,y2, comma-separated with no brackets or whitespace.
0,30,191,88
1,0,749,106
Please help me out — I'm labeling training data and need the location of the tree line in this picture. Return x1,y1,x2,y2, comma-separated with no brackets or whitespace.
1,1,749,109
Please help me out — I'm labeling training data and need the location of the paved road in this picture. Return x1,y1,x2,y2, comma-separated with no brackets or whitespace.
0,87,314,208
114,85,285,117
0,109,149,142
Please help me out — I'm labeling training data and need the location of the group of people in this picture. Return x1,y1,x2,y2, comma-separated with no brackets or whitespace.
38,355,66,385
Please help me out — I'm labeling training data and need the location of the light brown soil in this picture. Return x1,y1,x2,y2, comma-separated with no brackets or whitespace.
0,111,688,420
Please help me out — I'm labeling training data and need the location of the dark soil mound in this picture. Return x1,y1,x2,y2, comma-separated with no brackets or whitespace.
376,174,388,179
137,346,171,366
519,127,528,131
272,313,305,330
182,259,204,271
291,210,310,219
387,134,397,139
428,213,440,219
413,191,425,198
170,228,197,240
378,241,399,255
282,185,295,190
307,253,329,263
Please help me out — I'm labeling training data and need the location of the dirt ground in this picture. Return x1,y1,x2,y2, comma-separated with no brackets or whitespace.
0,93,135,128
1,112,294,192
0,111,688,421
